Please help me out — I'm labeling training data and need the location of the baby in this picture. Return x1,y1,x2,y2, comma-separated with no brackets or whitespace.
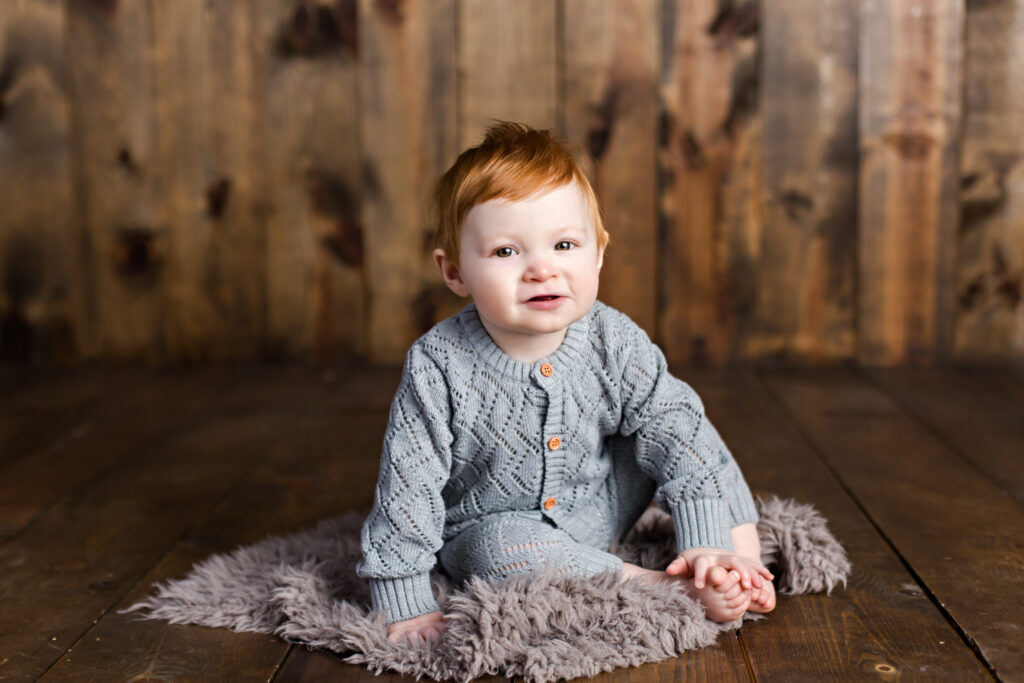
357,122,775,645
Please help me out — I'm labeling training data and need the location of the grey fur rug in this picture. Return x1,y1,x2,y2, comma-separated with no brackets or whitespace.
124,496,850,682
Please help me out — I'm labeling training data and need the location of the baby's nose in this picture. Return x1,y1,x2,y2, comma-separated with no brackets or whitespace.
524,260,555,279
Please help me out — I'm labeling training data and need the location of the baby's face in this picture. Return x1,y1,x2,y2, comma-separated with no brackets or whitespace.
453,181,604,347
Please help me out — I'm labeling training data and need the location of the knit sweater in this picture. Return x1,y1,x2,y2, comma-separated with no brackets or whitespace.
356,300,759,622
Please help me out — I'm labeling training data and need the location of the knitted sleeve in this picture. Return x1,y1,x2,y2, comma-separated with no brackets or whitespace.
616,321,758,552
356,342,454,623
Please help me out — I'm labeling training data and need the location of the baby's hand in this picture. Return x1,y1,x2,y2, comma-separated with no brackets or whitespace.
386,610,447,646
666,547,773,591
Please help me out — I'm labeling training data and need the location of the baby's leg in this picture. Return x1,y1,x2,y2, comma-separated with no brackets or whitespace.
440,512,624,584
622,564,750,622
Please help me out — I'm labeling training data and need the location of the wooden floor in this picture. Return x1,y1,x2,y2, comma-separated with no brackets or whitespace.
2,363,1023,682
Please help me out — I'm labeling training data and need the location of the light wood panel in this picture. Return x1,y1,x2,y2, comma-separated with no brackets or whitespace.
359,0,457,363
458,0,557,150
660,0,760,366
858,0,964,365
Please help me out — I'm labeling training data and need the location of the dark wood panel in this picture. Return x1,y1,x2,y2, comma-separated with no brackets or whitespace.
754,0,857,363
562,0,660,337
759,368,1019,679
684,368,992,681
864,368,1024,506
0,368,323,680
956,0,1024,363
0,0,75,364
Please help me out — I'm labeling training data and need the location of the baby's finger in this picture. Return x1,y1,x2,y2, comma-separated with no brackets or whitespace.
693,556,711,588
666,556,689,576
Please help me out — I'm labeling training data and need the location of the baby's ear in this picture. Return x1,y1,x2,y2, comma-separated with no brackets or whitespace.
433,249,470,297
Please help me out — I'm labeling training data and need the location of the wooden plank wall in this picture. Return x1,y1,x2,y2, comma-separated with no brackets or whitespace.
0,0,1022,368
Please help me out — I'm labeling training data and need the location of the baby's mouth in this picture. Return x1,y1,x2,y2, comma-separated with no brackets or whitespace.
527,295,561,302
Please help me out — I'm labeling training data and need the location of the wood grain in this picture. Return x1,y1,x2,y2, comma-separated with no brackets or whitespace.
0,368,319,679
359,0,458,363
863,367,1024,506
38,404,372,681
0,368,239,540
858,0,964,365
753,0,857,364
660,0,759,366
260,0,365,363
956,0,1024,363
64,0,166,361
0,0,75,364
562,0,660,337
458,0,557,150
685,368,993,681
760,367,1021,679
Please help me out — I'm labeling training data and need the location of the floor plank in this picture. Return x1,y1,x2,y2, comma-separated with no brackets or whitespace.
41,392,386,681
6,366,1020,681
0,368,327,680
864,368,1024,507
759,367,1021,680
0,368,244,542
0,367,144,467
685,369,994,681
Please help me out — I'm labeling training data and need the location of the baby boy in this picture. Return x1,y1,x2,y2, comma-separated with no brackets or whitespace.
357,122,775,645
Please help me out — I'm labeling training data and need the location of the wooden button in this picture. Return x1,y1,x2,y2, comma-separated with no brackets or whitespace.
543,497,557,510
540,363,553,377
547,436,561,450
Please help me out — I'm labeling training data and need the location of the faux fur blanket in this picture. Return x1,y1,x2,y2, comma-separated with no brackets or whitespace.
124,497,850,682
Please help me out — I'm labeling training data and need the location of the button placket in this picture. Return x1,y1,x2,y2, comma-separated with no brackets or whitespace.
536,359,566,519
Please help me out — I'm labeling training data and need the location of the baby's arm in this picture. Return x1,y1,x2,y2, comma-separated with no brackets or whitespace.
387,610,447,645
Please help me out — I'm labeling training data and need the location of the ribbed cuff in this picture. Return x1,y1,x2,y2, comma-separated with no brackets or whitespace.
369,574,440,623
727,478,760,527
669,498,733,551
573,543,625,576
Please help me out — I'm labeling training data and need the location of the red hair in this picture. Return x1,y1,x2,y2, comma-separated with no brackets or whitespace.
431,121,609,267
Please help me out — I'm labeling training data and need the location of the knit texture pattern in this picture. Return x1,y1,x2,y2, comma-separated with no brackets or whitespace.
357,300,759,622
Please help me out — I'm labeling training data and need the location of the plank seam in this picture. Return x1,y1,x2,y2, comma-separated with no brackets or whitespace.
737,629,758,682
859,368,1024,512
754,369,1001,682
36,433,290,682
0,372,241,551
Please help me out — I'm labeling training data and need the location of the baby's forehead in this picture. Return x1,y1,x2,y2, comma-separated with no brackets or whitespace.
471,182,589,218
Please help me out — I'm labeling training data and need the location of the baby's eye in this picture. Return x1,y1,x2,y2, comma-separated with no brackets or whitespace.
494,246,517,258
555,241,575,251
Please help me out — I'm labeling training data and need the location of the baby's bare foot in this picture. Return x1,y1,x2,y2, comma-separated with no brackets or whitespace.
687,566,750,622
747,580,777,614
621,562,751,622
